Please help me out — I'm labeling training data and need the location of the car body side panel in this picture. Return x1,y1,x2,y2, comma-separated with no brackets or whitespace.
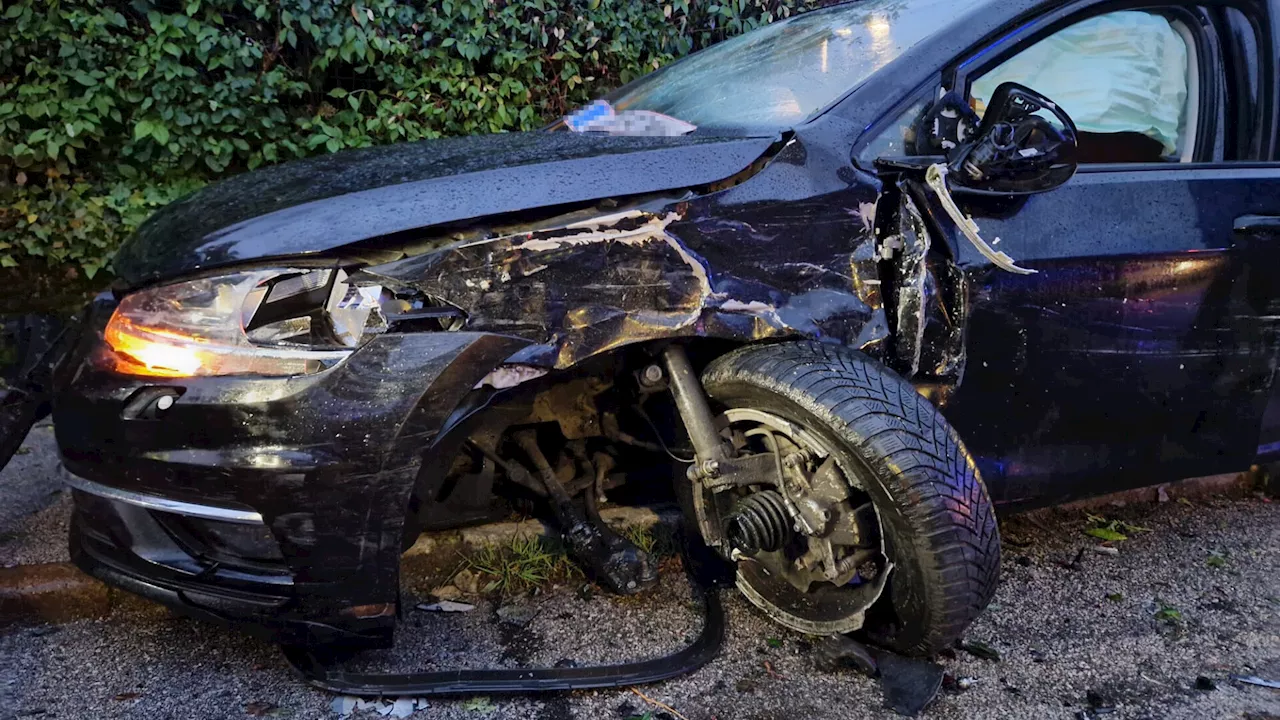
938,168,1280,508
358,135,891,369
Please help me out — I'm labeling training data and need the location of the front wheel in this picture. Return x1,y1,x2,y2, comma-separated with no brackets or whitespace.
700,341,1000,656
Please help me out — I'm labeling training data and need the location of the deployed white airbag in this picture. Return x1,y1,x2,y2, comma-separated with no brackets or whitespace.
972,12,1189,154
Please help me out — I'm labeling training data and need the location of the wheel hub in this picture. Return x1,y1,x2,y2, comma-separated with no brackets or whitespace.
704,408,892,634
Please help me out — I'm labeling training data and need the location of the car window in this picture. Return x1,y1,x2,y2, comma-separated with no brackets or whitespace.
856,94,932,163
603,0,985,131
970,11,1199,164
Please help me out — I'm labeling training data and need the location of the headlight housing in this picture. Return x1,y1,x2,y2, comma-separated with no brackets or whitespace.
99,268,388,378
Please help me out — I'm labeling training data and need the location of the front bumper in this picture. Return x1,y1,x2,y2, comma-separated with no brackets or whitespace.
55,299,525,646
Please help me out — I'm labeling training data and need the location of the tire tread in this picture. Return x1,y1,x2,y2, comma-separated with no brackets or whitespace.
702,341,1000,656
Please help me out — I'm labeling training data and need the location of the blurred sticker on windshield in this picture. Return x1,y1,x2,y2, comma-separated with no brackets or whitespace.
565,100,696,137
565,99,616,132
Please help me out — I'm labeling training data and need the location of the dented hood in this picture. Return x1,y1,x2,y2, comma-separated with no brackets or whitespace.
112,131,776,287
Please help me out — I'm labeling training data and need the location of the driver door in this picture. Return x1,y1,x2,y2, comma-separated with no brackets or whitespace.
905,3,1280,506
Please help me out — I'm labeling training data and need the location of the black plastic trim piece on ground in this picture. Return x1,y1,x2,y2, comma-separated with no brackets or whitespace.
281,567,725,696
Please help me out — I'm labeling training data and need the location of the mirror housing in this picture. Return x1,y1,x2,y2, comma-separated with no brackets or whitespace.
948,82,1078,195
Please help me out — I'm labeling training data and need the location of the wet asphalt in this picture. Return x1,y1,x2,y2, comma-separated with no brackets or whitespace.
1,431,1278,720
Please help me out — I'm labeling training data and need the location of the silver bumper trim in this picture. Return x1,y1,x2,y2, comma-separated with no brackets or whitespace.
65,474,264,525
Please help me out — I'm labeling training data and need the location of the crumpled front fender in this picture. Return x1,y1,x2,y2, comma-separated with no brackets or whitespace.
359,137,890,370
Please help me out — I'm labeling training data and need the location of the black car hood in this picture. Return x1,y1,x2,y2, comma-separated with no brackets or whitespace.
113,131,776,287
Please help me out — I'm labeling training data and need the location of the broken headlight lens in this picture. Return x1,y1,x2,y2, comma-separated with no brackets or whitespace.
100,268,387,378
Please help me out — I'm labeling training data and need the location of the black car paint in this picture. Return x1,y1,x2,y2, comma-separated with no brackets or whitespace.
111,133,778,288
942,169,1280,505
59,296,528,644
38,0,1280,652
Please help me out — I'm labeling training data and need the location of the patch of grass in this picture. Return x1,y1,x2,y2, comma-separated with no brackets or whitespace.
1205,551,1228,569
462,535,580,595
457,522,677,596
620,522,677,559
622,524,657,554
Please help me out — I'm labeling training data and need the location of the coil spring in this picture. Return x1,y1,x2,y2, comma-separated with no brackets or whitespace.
724,490,791,554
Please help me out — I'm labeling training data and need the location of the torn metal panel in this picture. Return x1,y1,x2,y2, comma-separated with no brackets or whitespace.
894,193,931,379
361,142,890,369
919,257,969,380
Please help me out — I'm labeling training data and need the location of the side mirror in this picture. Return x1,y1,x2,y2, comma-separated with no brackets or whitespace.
948,82,1078,195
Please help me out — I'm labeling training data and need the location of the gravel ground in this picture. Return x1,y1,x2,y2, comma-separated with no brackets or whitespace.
2,489,1277,720
0,424,72,568
0,424,65,535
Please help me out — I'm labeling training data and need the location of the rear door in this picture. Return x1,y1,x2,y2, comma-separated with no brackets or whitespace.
921,1,1280,506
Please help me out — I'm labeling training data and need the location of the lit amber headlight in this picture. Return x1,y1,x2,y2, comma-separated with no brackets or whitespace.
99,269,386,378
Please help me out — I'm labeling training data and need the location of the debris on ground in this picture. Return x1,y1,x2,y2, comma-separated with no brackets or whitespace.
1090,545,1119,556
331,696,430,718
1059,547,1087,570
628,687,688,720
811,634,877,676
415,600,476,613
461,696,497,714
495,601,538,627
1195,676,1217,691
942,673,980,692
1076,687,1123,718
1232,675,1280,690
1085,688,1117,712
452,569,482,595
957,639,1001,662
878,652,945,717
1084,514,1150,542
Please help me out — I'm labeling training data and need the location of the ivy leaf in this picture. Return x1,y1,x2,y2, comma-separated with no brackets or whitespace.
1085,527,1127,542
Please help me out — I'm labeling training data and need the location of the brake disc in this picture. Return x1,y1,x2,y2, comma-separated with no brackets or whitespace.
713,408,893,635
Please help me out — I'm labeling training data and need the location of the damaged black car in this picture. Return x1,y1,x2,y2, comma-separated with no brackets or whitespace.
4,0,1278,696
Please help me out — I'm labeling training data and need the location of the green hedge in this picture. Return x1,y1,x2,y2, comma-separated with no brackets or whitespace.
0,0,825,279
